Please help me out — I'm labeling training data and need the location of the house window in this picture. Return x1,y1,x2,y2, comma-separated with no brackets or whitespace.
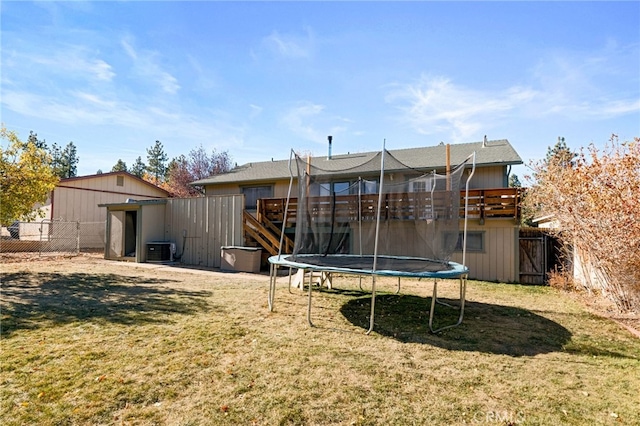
242,185,273,210
116,176,124,187
447,231,484,252
314,181,351,196
411,180,427,192
360,179,378,194
333,181,350,195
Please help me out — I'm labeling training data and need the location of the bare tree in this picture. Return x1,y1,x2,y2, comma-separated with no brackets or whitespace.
525,136,640,312
164,145,232,197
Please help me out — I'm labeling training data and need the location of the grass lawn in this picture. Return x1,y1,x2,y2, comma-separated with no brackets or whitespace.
1,255,639,425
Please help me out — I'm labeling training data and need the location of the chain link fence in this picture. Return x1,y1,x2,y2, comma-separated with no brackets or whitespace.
0,220,105,257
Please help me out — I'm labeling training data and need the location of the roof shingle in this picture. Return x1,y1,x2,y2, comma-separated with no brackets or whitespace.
191,139,522,185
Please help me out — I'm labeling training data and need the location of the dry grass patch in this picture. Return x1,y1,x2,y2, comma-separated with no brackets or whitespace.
1,256,639,425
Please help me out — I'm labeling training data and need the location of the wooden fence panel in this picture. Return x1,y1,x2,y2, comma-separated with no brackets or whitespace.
165,195,244,268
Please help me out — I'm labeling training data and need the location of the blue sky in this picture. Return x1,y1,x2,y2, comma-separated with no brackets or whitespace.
2,1,639,180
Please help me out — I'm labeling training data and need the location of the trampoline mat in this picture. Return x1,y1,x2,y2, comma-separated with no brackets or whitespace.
289,254,453,274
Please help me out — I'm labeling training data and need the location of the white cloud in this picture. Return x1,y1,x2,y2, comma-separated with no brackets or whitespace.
596,99,640,117
249,104,263,119
281,102,349,144
528,44,640,120
386,47,639,141
2,89,149,128
3,46,115,83
120,37,180,95
262,28,314,59
1,85,244,152
121,39,138,60
187,54,219,91
282,103,326,141
90,59,115,81
386,76,538,141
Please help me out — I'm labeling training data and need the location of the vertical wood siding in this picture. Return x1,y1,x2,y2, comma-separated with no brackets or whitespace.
164,195,244,268
451,221,519,283
53,175,167,222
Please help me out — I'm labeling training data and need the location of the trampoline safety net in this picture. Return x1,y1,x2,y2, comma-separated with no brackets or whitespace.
289,148,472,274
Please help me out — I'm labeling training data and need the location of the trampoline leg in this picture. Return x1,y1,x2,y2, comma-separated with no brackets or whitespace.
395,277,401,294
307,270,315,327
428,279,438,331
268,263,277,312
320,271,332,289
366,275,377,335
287,267,294,294
429,275,467,333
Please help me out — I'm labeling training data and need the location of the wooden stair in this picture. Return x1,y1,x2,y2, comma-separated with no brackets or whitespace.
242,210,293,256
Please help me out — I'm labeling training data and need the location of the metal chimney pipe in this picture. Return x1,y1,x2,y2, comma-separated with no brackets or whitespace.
327,135,333,160
483,135,487,148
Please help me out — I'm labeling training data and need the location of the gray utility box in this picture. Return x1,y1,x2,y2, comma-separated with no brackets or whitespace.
221,246,262,273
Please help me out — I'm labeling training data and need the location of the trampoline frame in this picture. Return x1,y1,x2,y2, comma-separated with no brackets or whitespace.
268,145,476,334
268,255,469,333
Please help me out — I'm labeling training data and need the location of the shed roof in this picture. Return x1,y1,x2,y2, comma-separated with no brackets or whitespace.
191,139,523,185
98,199,168,210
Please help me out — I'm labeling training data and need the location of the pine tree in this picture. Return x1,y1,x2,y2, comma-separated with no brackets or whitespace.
27,131,48,150
508,174,521,188
146,140,168,182
60,142,79,178
545,137,576,168
130,156,146,178
50,141,79,178
111,159,128,172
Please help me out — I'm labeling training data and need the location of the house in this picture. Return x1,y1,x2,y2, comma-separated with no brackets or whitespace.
30,171,170,249
192,138,525,282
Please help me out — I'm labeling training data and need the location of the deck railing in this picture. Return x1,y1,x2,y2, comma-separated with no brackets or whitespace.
257,187,522,226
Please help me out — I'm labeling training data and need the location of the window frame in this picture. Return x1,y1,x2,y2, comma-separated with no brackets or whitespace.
241,185,274,210
448,230,485,253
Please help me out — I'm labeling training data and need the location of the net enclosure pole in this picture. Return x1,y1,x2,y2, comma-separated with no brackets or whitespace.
367,140,387,335
429,152,476,333
268,150,296,312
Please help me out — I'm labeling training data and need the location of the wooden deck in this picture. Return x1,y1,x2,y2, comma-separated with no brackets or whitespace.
257,188,522,225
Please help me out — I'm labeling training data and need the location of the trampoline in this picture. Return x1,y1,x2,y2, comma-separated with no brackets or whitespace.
268,142,476,334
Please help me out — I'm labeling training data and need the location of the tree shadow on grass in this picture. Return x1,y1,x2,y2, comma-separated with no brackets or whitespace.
1,272,213,338
340,293,574,357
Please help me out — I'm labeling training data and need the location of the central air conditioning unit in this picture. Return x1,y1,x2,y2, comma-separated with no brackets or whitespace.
146,241,176,262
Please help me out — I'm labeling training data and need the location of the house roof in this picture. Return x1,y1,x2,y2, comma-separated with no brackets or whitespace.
191,139,523,186
59,171,171,197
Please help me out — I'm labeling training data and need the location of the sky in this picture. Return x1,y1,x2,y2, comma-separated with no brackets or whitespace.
1,1,639,181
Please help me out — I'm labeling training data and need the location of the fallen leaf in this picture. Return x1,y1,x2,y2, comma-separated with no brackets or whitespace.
37,392,45,399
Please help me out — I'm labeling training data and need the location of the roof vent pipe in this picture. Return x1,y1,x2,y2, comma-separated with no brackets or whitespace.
483,135,487,148
327,135,333,160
